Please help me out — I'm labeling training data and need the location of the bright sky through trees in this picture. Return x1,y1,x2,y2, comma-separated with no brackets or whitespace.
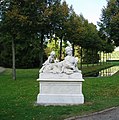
62,0,119,50
63,0,107,26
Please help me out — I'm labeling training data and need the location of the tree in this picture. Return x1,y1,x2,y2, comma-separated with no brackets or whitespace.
36,0,67,66
110,13,119,46
65,11,83,55
81,22,102,65
1,0,25,80
48,1,69,61
98,0,119,46
0,0,69,71
0,0,39,79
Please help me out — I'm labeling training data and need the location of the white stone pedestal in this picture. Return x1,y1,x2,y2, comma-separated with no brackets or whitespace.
37,73,84,105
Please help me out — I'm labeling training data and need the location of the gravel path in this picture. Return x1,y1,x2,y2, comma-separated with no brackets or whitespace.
65,107,119,120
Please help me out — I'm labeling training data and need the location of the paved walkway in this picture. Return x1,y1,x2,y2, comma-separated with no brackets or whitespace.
0,67,5,73
65,106,119,120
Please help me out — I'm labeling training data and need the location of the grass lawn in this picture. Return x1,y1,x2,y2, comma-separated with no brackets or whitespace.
0,68,119,120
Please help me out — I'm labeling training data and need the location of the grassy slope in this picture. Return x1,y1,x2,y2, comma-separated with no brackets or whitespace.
0,68,119,120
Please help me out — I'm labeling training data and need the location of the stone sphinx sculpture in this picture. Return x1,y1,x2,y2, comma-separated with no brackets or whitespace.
40,46,81,75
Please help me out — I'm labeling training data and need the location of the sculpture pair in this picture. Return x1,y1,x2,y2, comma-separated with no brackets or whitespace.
40,46,80,74
37,45,84,105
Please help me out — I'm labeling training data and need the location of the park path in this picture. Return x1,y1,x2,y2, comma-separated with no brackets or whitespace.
0,67,5,73
65,106,119,120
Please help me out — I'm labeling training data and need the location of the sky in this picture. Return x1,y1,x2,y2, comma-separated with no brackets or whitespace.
62,0,107,26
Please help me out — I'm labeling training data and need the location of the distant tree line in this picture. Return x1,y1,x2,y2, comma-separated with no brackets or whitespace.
0,0,118,79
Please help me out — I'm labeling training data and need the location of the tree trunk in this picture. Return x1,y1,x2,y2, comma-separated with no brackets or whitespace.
59,37,62,61
92,49,94,66
103,51,105,65
100,51,102,65
12,38,16,80
72,43,74,56
80,47,83,70
86,49,89,67
39,32,44,68
96,50,99,65
106,53,108,64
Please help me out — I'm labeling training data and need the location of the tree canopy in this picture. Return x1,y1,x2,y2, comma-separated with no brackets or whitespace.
0,0,115,72
98,0,119,46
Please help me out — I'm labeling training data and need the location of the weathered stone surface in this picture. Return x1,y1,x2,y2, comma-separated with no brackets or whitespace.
37,46,84,105
37,78,84,105
39,72,83,79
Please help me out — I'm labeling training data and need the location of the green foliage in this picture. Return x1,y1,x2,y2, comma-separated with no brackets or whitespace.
49,1,69,37
0,0,40,68
0,0,115,68
0,34,12,67
0,0,70,68
80,21,102,50
45,37,66,59
110,12,119,46
65,11,83,46
98,0,119,46
0,36,40,68
83,49,99,64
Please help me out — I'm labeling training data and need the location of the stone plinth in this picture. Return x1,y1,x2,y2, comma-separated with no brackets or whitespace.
37,73,84,105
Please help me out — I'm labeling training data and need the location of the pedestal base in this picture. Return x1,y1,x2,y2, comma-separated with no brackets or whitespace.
37,77,84,105
37,94,84,105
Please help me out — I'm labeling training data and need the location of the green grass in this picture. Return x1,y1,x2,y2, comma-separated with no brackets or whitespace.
0,68,119,120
